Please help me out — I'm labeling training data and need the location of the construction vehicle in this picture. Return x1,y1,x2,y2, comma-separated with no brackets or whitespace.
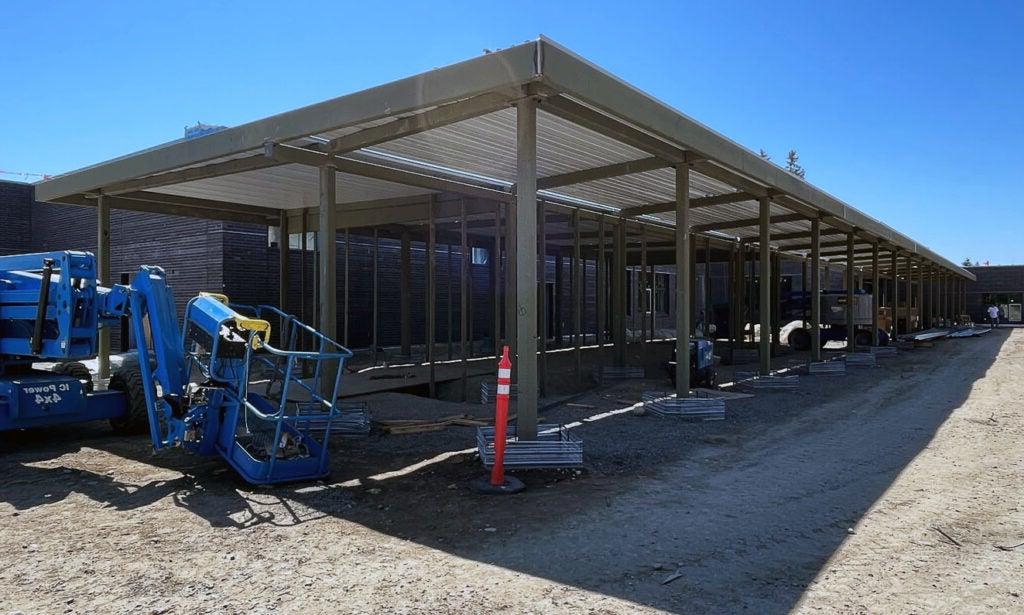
787,290,890,350
666,339,717,388
0,251,351,484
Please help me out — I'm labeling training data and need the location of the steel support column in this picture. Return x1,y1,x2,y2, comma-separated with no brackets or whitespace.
810,218,821,360
613,221,626,365
400,229,412,355
871,243,880,345
515,98,539,440
597,215,606,347
905,254,913,332
846,233,856,351
572,208,582,383
538,202,547,397
97,194,110,380
318,166,337,398
758,197,771,375
675,165,691,394
891,250,900,339
460,200,469,401
427,199,437,397
278,210,289,346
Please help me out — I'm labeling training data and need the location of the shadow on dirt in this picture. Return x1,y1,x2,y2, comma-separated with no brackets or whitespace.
0,332,1010,613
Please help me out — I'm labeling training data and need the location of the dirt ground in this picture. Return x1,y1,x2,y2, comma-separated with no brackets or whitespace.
2,330,1022,614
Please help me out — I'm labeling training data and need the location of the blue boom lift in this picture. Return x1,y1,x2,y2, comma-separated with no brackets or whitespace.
0,251,352,484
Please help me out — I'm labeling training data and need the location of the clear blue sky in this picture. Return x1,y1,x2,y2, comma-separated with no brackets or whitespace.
2,1,1021,264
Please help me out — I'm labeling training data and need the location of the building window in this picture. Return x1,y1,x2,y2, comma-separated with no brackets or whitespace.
471,247,489,265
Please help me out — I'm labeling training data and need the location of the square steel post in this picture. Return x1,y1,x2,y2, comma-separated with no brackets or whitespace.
96,194,111,380
343,229,350,346
613,222,626,365
572,208,582,383
400,229,412,355
515,98,539,440
597,215,607,347
921,257,929,329
891,250,900,339
318,166,337,398
493,203,502,355
538,201,547,397
704,236,713,338
846,233,856,351
640,227,647,353
278,210,289,344
427,197,437,396
871,243,880,345
461,200,469,401
372,228,379,365
758,196,771,375
810,218,821,360
909,253,917,331
675,165,691,394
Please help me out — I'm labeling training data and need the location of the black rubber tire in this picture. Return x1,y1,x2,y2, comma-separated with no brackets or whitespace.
788,328,812,351
108,367,150,435
877,330,890,347
854,330,873,348
52,361,94,393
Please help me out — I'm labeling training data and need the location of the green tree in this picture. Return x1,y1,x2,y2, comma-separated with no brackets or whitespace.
758,148,771,161
785,150,806,178
962,257,974,266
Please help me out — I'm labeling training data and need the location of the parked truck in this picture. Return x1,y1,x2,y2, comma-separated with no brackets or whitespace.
787,290,891,350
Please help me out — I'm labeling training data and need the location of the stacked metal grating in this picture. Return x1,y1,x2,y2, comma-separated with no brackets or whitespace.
476,424,583,469
730,349,760,365
290,400,372,437
480,381,518,405
593,365,645,383
808,360,846,375
641,390,726,421
845,352,877,368
870,346,899,357
735,371,800,390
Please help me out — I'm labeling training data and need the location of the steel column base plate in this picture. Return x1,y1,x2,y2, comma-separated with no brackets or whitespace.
469,475,525,495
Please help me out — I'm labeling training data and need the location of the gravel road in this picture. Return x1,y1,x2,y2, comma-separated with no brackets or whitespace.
1,330,1021,614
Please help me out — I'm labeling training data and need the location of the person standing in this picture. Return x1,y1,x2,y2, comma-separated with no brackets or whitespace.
987,304,1000,328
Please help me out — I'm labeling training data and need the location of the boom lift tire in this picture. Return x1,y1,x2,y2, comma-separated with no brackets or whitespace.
52,361,94,393
108,367,149,435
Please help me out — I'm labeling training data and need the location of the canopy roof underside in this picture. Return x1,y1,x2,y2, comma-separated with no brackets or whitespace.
35,37,971,279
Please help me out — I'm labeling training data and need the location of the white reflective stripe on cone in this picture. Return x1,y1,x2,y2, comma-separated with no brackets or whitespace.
497,384,511,395
498,368,511,379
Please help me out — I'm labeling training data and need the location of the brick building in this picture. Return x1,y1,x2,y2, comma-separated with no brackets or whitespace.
965,265,1024,324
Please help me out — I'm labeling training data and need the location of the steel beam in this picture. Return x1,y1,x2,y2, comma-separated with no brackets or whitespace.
692,213,805,234
621,191,754,217
675,165,691,394
515,98,539,441
328,92,516,153
537,156,668,190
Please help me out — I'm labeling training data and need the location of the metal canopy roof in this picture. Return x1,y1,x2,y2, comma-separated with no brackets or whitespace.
35,36,972,280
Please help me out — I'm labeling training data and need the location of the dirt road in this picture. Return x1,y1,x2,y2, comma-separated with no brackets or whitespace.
1,330,1021,614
